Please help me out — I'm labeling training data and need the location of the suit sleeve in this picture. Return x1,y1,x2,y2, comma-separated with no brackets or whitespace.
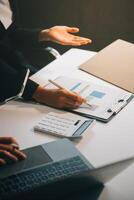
7,23,45,48
0,42,39,101
0,57,19,101
22,79,38,100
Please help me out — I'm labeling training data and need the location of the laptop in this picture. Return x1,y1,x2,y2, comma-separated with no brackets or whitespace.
0,139,133,199
0,68,30,105
80,39,134,93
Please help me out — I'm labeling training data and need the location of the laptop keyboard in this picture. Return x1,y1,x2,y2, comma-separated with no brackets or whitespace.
0,156,89,199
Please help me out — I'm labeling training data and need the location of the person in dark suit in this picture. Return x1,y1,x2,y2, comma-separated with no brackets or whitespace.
0,40,85,108
9,25,92,68
0,0,92,109
0,1,92,165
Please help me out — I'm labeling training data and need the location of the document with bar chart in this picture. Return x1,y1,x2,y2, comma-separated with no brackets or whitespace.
46,76,133,122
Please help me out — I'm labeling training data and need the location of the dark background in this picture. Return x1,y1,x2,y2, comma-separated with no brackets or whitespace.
12,0,134,53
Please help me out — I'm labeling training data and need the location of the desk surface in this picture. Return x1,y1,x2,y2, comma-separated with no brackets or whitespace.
0,48,134,200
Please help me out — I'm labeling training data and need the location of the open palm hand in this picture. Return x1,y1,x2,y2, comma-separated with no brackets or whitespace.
40,26,92,46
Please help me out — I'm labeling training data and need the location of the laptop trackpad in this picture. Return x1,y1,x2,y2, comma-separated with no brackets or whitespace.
0,146,52,179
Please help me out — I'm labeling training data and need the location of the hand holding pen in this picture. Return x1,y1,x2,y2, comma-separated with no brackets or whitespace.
33,79,87,109
48,79,92,108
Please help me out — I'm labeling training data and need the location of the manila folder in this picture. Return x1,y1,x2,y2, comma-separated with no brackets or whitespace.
80,39,134,93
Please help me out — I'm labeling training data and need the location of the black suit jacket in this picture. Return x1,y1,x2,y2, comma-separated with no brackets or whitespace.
7,23,55,69
0,21,39,102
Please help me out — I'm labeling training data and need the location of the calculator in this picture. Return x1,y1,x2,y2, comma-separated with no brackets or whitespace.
34,112,94,138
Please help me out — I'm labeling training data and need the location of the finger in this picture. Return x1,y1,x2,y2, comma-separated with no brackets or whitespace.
67,42,89,46
64,91,84,103
0,144,27,160
54,38,91,46
0,150,18,162
0,144,15,152
0,146,26,161
63,95,83,108
61,40,91,46
13,149,27,160
62,89,78,98
0,144,20,154
0,158,6,166
66,27,79,33
71,37,92,44
59,89,85,106
11,143,19,149
64,101,81,109
65,93,81,102
0,137,19,146
73,39,92,45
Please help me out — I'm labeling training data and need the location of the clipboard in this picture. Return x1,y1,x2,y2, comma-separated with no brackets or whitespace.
45,76,133,123
79,39,134,93
71,95,133,122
